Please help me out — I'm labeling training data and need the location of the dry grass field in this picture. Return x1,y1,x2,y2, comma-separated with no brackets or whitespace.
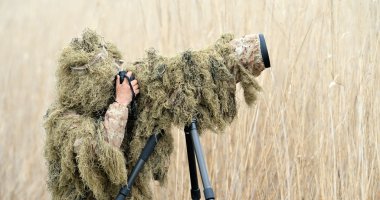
0,0,379,199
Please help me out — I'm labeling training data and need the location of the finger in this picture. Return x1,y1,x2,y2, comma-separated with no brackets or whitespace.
131,80,138,86
116,75,121,87
133,85,139,91
127,71,133,78
134,89,140,95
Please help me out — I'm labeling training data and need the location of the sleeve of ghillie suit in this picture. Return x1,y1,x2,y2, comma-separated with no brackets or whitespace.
72,102,129,199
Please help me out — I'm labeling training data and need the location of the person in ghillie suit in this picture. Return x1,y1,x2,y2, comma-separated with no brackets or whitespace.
44,29,268,199
43,30,140,199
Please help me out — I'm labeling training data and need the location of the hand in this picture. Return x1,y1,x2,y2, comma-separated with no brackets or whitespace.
115,71,140,105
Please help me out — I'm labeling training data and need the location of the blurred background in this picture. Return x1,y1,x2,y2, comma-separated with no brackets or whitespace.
0,0,379,199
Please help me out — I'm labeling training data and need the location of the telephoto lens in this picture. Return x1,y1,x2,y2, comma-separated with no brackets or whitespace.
230,33,271,77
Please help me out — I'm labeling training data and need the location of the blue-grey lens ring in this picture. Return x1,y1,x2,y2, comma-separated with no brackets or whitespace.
259,34,271,68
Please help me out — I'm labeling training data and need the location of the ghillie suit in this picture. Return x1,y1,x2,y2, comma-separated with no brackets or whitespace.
44,29,267,200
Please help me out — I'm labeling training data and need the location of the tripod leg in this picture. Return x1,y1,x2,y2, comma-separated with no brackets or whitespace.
116,133,161,200
188,120,215,200
185,130,201,200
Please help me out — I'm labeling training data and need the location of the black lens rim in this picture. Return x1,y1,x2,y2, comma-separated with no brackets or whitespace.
259,34,271,68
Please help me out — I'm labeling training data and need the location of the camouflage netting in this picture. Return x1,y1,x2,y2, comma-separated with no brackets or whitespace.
44,29,263,199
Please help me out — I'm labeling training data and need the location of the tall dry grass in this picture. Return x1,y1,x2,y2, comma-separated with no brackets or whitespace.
0,0,379,199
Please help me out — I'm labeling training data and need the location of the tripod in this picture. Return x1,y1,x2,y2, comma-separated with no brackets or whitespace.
116,119,215,200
